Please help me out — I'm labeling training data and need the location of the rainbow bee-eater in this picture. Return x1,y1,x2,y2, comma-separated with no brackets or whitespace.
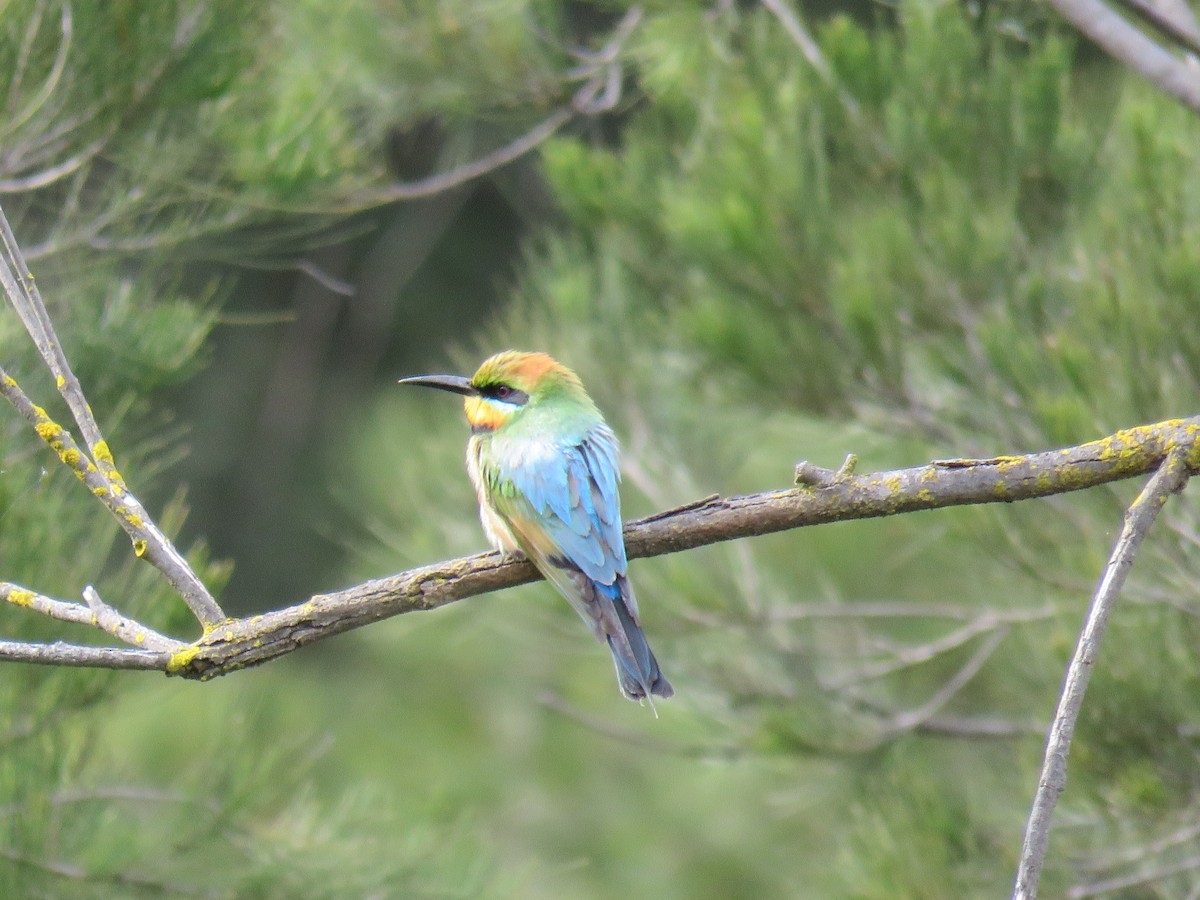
399,351,673,706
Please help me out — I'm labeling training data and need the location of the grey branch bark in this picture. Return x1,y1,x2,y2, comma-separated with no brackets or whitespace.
1047,0,1200,114
1117,0,1200,57
134,415,1200,678
1012,447,1192,899
0,639,171,671
0,201,226,626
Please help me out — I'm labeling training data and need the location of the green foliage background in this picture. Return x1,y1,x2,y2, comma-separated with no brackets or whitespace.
2,0,1200,896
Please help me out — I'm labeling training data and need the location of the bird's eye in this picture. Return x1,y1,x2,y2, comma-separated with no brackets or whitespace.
494,385,512,400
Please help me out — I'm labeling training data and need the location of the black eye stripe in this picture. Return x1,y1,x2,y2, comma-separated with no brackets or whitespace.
478,383,529,406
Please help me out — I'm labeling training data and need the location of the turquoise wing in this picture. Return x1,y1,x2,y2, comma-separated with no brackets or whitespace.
485,423,671,700
489,422,635,616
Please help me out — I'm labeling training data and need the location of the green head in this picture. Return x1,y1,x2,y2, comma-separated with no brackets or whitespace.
398,350,596,433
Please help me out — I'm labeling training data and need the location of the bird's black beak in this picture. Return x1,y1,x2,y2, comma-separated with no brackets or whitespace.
397,374,478,396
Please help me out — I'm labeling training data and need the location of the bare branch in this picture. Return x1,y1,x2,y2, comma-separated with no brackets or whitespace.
343,6,643,211
0,201,225,627
1115,0,1200,57
156,416,1200,680
0,639,170,670
1013,448,1193,900
760,0,862,118
1,582,181,652
1069,853,1200,898
0,416,1197,696
0,366,224,626
875,626,1010,737
0,135,108,193
821,606,1052,690
0,201,117,455
1046,0,1200,114
760,0,892,159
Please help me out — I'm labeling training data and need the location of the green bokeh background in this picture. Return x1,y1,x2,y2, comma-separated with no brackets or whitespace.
3,1,1200,896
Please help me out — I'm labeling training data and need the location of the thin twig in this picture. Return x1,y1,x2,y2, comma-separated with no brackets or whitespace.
0,845,211,896
876,626,1009,737
0,364,224,625
0,200,116,457
539,691,739,759
3,3,72,137
1,582,180,651
1077,819,1200,872
1069,852,1200,898
759,0,892,159
1013,449,1193,900
347,6,643,210
770,599,1029,622
0,639,170,670
0,135,107,192
823,607,1053,690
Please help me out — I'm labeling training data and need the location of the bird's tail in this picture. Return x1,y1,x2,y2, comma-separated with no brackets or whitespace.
606,594,673,706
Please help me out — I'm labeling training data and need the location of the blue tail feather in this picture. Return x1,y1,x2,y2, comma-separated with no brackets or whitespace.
606,593,673,701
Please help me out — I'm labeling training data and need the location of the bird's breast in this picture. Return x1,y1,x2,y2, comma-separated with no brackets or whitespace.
466,435,520,553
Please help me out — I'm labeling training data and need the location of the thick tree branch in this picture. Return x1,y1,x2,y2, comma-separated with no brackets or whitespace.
2,416,1198,682
151,416,1197,679
1115,0,1200,58
1012,447,1192,899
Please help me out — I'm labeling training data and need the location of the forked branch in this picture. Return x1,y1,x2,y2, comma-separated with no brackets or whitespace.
2,411,1195,681
0,204,225,627
159,418,1200,679
1012,448,1193,899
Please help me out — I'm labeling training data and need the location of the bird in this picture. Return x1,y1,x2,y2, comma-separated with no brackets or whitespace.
399,350,673,707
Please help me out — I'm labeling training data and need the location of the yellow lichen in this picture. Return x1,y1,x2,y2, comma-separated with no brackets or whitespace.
166,644,200,675
93,440,114,464
126,514,144,528
135,632,146,645
2,375,16,388
34,420,60,443
198,621,234,644
70,462,97,483
7,589,34,607
60,447,81,467
133,539,148,557
55,374,65,389
92,485,110,498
